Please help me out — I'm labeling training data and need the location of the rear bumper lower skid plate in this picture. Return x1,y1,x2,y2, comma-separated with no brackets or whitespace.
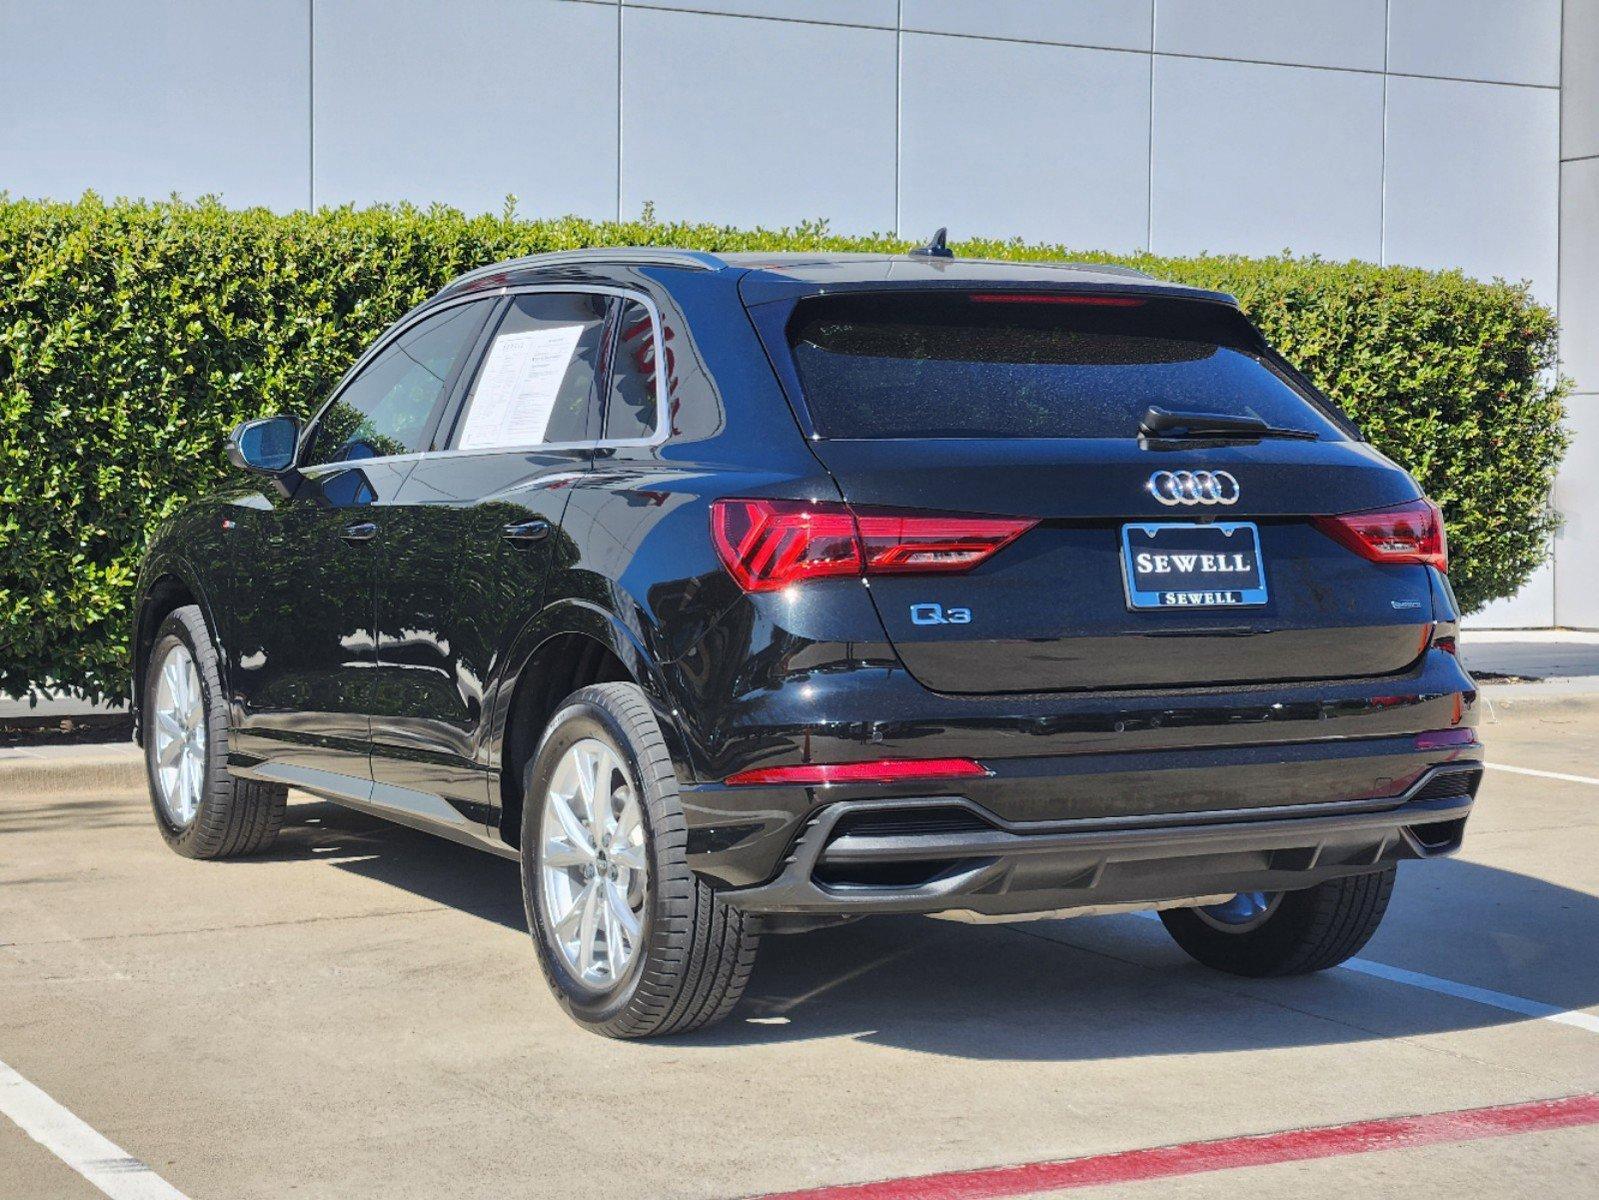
722,764,1480,918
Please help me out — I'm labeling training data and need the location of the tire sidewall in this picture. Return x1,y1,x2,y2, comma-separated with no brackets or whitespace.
1162,892,1316,973
521,697,659,1028
1159,869,1395,976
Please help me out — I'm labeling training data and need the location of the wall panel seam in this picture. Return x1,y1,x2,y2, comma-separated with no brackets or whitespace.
308,0,315,210
616,0,624,221
1145,2,1156,251
614,2,892,32
1380,0,1390,266
568,1,1560,96
894,0,902,235
596,11,1570,91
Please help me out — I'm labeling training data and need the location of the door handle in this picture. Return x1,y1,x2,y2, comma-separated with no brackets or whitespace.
502,519,551,544
341,521,379,543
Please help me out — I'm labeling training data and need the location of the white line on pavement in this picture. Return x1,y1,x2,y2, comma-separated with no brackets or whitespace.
1484,762,1599,787
0,1058,189,1200
1340,958,1599,1035
1130,911,1599,1034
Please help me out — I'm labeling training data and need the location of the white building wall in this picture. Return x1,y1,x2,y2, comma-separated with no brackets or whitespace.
1557,0,1599,628
0,0,1584,626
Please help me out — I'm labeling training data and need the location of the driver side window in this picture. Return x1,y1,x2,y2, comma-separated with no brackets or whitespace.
304,302,488,466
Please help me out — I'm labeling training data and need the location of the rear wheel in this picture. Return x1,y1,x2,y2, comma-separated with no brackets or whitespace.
1158,869,1395,976
144,605,286,858
520,682,759,1038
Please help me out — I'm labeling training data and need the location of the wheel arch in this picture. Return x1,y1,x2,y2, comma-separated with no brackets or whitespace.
131,558,223,747
488,597,695,849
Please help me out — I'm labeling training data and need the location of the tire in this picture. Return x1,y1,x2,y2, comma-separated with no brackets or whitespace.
1158,869,1396,977
520,682,759,1038
143,605,287,859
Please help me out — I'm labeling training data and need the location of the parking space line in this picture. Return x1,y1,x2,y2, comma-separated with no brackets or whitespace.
1126,911,1599,1034
745,1094,1599,1200
0,1058,189,1200
1485,762,1599,787
1340,958,1599,1034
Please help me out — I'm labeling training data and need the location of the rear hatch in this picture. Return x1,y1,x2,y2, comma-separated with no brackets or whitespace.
752,286,1438,694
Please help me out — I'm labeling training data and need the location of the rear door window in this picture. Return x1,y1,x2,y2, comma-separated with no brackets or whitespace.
785,292,1349,441
450,292,609,450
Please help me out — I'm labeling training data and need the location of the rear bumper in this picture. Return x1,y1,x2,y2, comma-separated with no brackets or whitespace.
674,643,1478,884
720,762,1479,918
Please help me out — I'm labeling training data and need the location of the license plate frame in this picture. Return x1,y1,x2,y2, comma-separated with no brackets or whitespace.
1120,521,1268,610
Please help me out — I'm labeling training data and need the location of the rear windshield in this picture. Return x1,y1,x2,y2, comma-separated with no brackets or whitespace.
785,292,1350,440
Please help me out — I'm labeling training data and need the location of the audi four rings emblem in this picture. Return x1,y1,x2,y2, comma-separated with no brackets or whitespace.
1147,470,1241,506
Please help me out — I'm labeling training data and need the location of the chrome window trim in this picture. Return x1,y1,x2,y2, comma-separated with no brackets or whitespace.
297,282,668,471
295,291,497,468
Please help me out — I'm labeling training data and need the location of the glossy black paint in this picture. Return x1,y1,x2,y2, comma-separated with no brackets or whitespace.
132,249,1480,908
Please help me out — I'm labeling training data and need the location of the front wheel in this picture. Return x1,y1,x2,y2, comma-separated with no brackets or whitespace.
1158,869,1396,976
520,682,759,1038
144,604,286,859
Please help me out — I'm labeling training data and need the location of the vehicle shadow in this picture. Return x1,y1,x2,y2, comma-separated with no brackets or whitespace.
264,800,528,929
271,799,1599,1062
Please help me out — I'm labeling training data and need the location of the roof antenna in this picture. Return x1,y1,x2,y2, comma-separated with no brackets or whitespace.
909,227,954,259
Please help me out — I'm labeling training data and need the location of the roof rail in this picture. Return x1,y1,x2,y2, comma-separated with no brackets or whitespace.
443,247,730,292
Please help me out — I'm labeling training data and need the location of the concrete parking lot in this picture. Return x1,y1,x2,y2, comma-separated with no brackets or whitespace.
3,691,1598,1199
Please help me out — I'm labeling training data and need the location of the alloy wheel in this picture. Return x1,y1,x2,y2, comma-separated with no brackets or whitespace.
1193,890,1281,933
539,737,649,990
152,642,206,828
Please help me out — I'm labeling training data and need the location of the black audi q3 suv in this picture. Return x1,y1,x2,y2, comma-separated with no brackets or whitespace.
132,246,1480,1037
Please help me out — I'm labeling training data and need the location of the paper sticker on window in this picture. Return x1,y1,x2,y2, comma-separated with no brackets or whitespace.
456,324,586,450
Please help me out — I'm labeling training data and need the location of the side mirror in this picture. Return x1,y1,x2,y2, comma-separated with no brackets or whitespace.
227,415,299,474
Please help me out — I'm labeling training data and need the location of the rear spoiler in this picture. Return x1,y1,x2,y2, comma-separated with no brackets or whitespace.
737,272,1239,310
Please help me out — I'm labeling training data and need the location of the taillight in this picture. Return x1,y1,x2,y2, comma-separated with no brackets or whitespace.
709,499,860,592
1313,498,1448,571
724,758,990,786
855,510,1035,574
710,498,1034,593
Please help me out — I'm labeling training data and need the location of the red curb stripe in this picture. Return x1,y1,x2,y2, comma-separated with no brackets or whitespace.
750,1094,1599,1200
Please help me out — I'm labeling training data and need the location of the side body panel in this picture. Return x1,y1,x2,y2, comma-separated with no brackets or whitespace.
224,459,417,781
371,449,587,829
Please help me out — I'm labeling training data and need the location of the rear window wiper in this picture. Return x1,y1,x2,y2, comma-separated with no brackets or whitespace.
1139,405,1319,441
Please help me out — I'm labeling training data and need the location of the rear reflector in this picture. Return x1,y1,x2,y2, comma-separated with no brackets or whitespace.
711,498,1034,592
968,292,1144,307
724,758,990,786
1415,728,1476,750
1313,498,1448,571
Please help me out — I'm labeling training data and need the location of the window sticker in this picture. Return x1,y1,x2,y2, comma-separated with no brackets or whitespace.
456,323,587,450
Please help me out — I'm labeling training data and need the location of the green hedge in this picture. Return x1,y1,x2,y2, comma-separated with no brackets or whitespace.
0,195,1569,702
